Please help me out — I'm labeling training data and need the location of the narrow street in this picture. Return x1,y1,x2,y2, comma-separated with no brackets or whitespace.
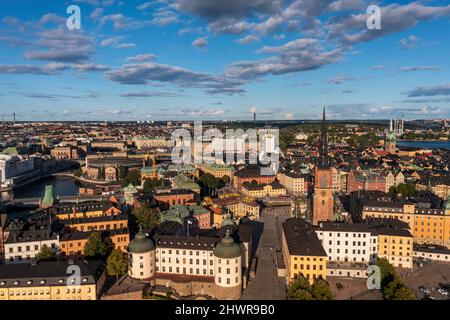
241,205,291,300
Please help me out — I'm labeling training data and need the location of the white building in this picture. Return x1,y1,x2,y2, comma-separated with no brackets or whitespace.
316,222,378,264
0,154,35,187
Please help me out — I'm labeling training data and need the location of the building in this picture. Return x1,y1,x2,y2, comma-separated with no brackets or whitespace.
84,156,143,181
154,189,197,207
277,172,308,195
0,154,35,187
312,108,334,226
0,210,8,261
241,181,287,198
362,198,450,248
4,214,61,263
51,145,79,160
59,229,130,255
127,227,156,280
385,119,397,153
382,171,405,193
197,163,234,179
281,218,327,284
160,205,211,230
172,174,201,194
127,229,243,299
133,137,167,149
233,166,276,191
209,196,260,225
0,260,105,300
375,226,413,269
347,170,387,193
316,222,378,264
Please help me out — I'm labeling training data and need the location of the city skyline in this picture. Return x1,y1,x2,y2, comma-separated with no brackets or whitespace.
1,0,450,121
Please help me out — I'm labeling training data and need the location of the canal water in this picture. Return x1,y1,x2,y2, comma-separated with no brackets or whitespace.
0,176,80,202
397,140,450,150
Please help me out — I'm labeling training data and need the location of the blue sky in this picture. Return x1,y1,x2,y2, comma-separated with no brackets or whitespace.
1,0,450,121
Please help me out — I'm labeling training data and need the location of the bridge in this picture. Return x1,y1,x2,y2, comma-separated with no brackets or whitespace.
6,195,105,205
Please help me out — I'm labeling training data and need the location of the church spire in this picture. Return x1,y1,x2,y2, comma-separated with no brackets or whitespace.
319,106,329,168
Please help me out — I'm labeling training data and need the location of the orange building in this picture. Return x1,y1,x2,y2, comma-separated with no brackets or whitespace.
154,190,197,207
59,229,129,255
233,166,276,191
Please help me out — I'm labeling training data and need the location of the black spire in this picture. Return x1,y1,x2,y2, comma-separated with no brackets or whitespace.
319,106,329,168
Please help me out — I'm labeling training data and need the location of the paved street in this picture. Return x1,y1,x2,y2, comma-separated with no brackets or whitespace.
402,261,450,300
241,205,291,300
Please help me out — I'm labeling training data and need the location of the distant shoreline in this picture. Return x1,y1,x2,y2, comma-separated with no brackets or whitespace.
398,139,449,142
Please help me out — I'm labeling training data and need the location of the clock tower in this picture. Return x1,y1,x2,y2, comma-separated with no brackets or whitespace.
312,107,334,225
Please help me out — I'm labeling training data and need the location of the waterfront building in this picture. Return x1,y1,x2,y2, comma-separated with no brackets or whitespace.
281,218,327,284
0,154,35,187
0,260,105,300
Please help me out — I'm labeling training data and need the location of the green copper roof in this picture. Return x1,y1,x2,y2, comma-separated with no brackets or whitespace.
214,230,241,259
128,226,155,253
445,195,450,211
221,213,234,227
41,185,54,207
124,183,138,193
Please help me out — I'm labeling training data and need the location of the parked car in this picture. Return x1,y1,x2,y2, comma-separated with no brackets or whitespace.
419,286,431,295
437,288,448,296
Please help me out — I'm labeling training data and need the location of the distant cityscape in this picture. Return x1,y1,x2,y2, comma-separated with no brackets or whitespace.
0,112,449,301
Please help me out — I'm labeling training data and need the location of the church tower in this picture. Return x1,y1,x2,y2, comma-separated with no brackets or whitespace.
312,107,334,225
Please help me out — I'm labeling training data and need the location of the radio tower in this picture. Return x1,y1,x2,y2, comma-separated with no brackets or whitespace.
13,112,16,125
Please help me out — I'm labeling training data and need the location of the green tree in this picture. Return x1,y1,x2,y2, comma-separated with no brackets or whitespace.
106,249,128,282
311,278,334,300
291,289,314,300
84,231,108,258
143,178,163,192
222,175,230,184
36,244,56,261
287,275,310,299
383,277,415,300
200,173,218,196
119,165,127,180
73,168,82,177
133,205,159,229
377,257,396,289
123,170,140,187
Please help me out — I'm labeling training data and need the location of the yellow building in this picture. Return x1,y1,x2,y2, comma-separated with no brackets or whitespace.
197,163,234,179
53,202,121,220
209,196,260,225
362,200,450,248
376,228,413,269
281,218,327,284
0,260,105,300
277,172,308,195
241,181,287,198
